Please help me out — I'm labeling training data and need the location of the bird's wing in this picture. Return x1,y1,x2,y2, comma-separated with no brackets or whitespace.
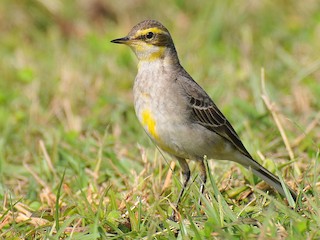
178,75,253,160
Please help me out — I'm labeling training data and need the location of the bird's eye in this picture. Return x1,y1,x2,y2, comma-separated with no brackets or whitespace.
145,32,154,39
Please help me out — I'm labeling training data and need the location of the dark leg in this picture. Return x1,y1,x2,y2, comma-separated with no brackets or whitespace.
171,157,190,221
198,160,207,205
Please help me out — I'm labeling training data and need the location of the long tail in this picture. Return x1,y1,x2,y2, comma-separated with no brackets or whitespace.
242,157,297,201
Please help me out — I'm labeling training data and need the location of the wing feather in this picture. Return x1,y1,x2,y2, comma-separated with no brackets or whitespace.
193,100,252,159
178,75,253,159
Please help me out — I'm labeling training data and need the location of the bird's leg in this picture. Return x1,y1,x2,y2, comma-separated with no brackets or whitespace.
198,160,207,205
171,157,190,221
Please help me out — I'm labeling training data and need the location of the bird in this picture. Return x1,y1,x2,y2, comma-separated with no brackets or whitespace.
111,19,297,217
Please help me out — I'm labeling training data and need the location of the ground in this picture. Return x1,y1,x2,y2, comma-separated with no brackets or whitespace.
0,1,319,239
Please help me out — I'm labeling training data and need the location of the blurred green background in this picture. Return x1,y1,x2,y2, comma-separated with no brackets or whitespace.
0,0,319,239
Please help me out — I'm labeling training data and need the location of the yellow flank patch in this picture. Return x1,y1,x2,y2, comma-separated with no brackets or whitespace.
141,109,159,140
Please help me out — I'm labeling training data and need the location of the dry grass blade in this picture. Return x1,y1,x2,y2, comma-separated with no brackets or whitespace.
260,68,300,175
39,140,56,175
292,112,320,147
161,161,176,194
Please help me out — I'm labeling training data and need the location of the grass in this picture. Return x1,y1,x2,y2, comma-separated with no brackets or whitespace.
1,0,319,239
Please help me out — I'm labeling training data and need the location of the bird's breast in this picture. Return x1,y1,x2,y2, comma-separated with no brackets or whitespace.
133,62,183,153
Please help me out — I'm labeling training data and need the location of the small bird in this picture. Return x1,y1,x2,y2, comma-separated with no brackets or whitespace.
111,20,297,215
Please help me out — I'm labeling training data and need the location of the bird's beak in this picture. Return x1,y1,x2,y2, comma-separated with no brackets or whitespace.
111,36,130,44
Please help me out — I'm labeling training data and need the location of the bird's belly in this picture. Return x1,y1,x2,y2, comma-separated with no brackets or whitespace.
133,71,237,161
135,103,180,154
134,72,186,155
136,107,234,160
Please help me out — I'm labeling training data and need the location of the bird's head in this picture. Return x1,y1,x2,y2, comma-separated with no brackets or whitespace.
111,20,177,62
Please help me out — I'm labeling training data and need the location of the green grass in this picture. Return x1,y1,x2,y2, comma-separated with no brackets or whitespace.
1,0,319,239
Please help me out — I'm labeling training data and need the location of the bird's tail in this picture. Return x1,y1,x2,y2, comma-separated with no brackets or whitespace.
243,157,297,201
